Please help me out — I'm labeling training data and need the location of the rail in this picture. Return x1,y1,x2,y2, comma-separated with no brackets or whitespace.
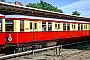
0,45,61,60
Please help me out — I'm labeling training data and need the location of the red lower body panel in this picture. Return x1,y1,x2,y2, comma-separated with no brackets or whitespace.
6,30,90,45
0,32,5,46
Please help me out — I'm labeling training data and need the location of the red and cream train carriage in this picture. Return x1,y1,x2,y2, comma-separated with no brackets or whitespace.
0,2,90,53
5,15,90,50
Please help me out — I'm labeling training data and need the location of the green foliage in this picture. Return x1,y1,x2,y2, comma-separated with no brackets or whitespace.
0,0,5,2
72,11,81,16
26,0,63,13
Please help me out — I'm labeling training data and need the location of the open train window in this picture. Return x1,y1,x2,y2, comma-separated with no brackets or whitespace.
5,20,13,31
63,23,66,31
42,22,46,31
20,20,24,31
48,22,52,31
67,23,70,30
30,22,32,29
0,19,2,31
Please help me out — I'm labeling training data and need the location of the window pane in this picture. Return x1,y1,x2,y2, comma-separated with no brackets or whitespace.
20,20,24,31
58,24,60,29
63,23,66,30
74,25,75,29
48,22,52,31
86,25,87,29
34,23,37,29
42,22,46,31
30,22,32,29
67,23,70,30
81,24,83,30
78,24,80,30
84,25,86,29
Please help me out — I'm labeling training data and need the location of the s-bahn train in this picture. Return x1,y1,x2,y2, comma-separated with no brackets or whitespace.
0,14,90,53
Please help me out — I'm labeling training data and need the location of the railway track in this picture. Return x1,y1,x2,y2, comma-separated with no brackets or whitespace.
0,48,84,60
0,41,89,60
0,45,62,60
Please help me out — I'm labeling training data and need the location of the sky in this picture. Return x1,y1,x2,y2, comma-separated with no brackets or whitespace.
5,0,90,17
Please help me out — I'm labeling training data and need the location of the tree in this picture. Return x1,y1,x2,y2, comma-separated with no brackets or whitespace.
26,0,63,13
0,0,5,2
72,11,81,16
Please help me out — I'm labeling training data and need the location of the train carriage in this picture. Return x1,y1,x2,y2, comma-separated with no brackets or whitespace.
5,14,90,50
0,2,90,54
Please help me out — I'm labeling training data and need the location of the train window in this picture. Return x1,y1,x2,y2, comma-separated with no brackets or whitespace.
86,25,87,29
78,24,80,30
34,23,37,29
20,20,24,31
5,20,13,31
0,19,2,31
63,23,66,30
42,22,46,31
84,25,86,29
30,22,32,29
48,22,52,31
67,23,70,30
81,24,83,30
58,24,60,29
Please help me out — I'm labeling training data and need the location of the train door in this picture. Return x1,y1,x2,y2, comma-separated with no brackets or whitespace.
30,21,39,42
83,24,88,40
5,20,14,43
30,21,38,31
